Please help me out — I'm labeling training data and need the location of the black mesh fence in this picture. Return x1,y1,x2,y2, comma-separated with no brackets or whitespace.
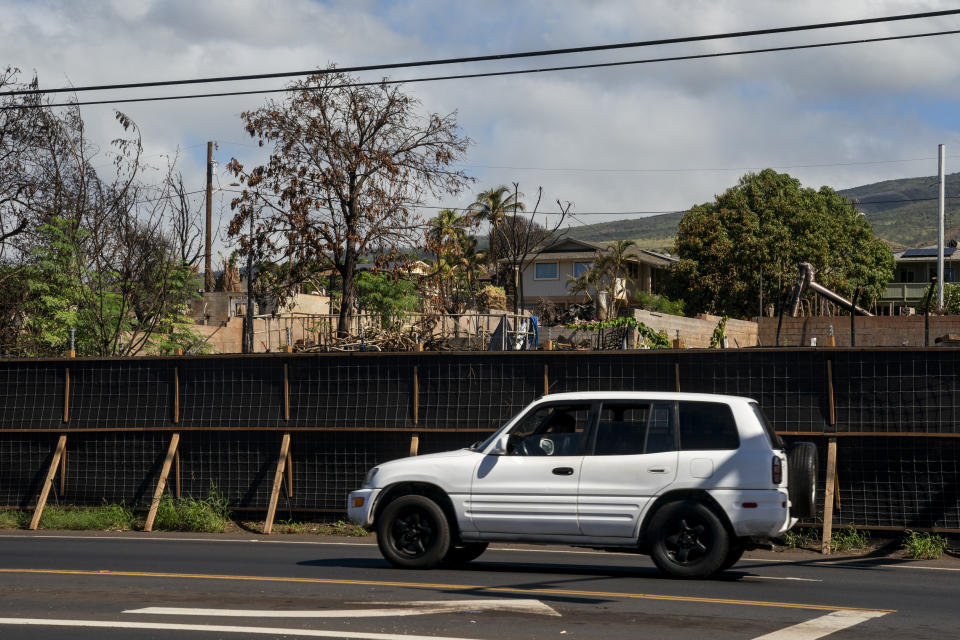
783,435,960,530
0,349,957,530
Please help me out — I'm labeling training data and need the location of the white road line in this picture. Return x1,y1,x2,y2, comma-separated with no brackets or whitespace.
740,576,822,582
126,599,560,618
750,610,889,640
0,617,481,640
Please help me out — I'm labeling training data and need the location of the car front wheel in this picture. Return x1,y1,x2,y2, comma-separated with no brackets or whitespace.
442,542,488,567
647,500,729,578
377,494,451,569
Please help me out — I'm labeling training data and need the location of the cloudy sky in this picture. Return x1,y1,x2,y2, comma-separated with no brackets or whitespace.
3,0,960,245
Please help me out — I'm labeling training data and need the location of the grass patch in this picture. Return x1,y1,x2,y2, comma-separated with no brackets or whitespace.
782,526,820,549
902,530,949,560
830,526,870,553
276,519,308,535
153,487,230,533
316,519,368,537
0,509,28,529
0,505,136,531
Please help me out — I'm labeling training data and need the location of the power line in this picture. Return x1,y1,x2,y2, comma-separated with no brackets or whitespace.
461,155,960,174
5,9,959,98
7,28,959,111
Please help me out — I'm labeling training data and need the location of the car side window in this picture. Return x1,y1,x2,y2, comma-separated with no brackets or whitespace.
507,403,590,456
678,401,739,450
593,402,676,455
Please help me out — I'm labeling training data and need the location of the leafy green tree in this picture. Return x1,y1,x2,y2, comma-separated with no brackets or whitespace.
355,271,419,330
671,170,893,318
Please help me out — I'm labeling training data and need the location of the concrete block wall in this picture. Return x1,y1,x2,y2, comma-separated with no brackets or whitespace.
757,315,960,347
632,310,759,348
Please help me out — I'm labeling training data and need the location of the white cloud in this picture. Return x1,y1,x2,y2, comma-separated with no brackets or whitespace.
3,0,960,246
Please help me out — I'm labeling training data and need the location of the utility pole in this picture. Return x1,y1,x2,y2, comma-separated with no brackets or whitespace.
204,141,215,292
246,210,255,353
938,143,945,308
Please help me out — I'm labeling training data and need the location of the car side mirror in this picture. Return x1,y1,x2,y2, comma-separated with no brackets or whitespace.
488,435,509,456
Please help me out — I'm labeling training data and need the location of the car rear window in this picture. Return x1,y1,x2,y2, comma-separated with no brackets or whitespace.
678,401,739,450
750,402,784,450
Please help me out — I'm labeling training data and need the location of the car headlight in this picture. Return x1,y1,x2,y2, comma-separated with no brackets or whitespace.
363,467,379,488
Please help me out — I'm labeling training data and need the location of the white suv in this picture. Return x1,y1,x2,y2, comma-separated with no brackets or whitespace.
348,392,816,578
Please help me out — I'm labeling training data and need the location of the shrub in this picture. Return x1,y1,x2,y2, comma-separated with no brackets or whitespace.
830,526,870,552
477,285,507,311
634,291,685,316
782,527,820,549
153,486,230,533
902,530,949,559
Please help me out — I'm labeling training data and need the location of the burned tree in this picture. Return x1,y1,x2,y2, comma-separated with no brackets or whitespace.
227,68,471,337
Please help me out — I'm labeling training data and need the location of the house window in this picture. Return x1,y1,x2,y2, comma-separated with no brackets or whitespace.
574,261,593,278
534,262,559,280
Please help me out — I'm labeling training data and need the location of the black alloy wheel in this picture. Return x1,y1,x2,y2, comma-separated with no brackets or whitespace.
648,500,729,578
376,494,451,569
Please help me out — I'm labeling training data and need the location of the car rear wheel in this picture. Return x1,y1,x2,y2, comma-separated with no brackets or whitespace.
787,442,818,519
376,494,451,569
648,500,729,578
718,545,744,572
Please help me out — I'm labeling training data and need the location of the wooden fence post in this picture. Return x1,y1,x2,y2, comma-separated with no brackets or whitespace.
144,433,181,532
821,437,838,554
263,433,291,534
409,434,420,457
543,364,550,396
30,435,67,530
412,366,419,425
827,359,835,426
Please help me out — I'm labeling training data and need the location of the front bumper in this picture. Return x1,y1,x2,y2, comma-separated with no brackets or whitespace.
347,488,381,528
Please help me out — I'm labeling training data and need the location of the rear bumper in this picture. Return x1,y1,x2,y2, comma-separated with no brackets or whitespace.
708,488,792,538
346,488,381,528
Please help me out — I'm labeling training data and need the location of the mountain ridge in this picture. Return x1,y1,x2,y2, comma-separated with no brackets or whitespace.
564,172,960,250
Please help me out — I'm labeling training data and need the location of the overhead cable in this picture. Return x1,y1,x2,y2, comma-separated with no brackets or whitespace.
6,28,960,110
4,8,959,98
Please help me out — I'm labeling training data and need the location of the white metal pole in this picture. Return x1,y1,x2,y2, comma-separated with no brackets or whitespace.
938,143,946,308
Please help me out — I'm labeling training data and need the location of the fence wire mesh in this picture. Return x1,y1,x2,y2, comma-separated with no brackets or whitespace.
0,349,957,529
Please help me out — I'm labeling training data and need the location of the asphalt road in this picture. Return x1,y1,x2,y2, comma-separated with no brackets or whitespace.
0,531,957,639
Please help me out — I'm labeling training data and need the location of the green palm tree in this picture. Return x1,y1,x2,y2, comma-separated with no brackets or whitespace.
596,239,636,315
427,209,465,255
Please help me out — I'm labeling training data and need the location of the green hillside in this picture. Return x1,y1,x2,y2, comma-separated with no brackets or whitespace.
564,173,960,250
838,173,960,248
565,211,683,251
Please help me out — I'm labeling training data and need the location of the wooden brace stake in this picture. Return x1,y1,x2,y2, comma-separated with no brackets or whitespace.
144,433,180,532
285,445,293,498
409,434,420,457
543,364,549,396
263,433,291,534
821,437,838,554
30,435,67,530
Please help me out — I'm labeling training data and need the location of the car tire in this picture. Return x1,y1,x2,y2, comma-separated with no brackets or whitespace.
787,442,818,519
718,545,744,572
442,542,488,567
376,494,451,569
647,500,729,578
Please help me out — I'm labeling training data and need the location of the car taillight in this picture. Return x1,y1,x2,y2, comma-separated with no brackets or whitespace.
772,456,782,485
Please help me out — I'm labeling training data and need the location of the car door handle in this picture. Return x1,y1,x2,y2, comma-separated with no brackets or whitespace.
552,467,574,476
648,467,670,473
